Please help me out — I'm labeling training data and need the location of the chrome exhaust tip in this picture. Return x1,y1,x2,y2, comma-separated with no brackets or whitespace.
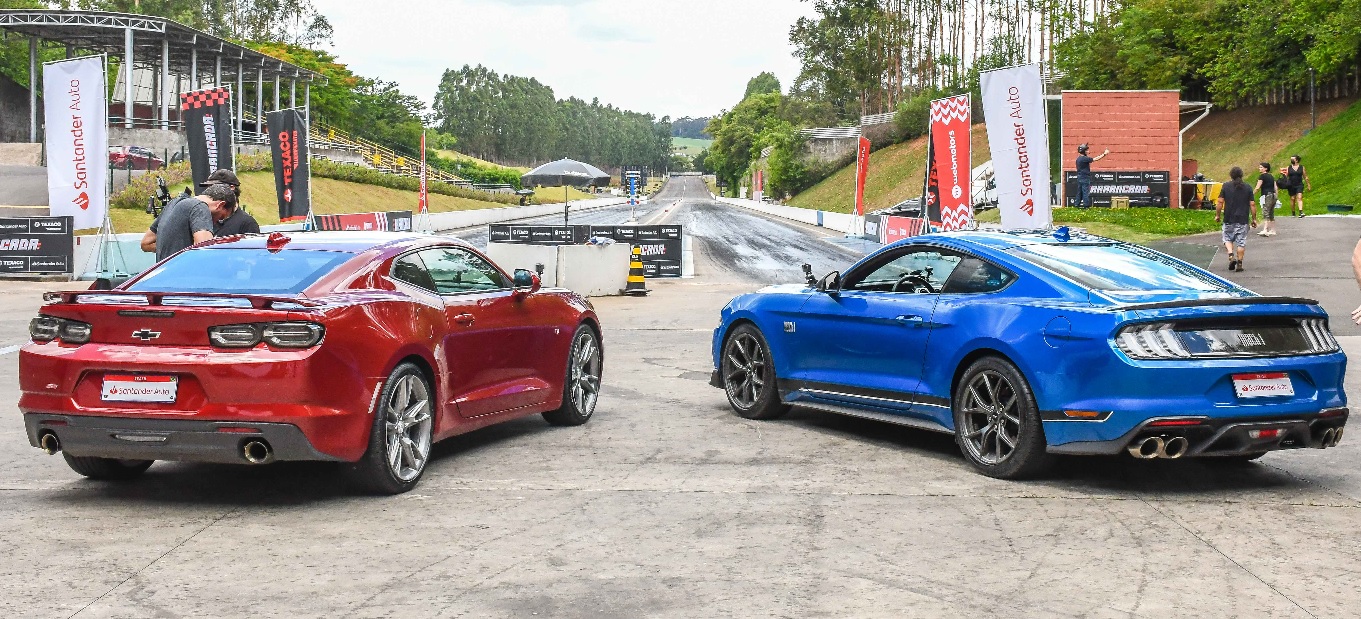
38,432,60,455
242,440,273,464
1127,436,1163,459
1161,436,1189,459
1321,428,1336,448
1333,427,1344,446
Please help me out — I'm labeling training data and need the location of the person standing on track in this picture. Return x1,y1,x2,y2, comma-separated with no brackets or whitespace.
1215,166,1257,272
1255,162,1278,237
1074,143,1111,208
1286,155,1310,217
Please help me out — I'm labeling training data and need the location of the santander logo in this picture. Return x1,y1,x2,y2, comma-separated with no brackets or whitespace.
73,191,90,211
1022,198,1034,216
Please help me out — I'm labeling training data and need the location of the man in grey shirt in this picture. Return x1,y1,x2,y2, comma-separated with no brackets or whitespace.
140,183,236,261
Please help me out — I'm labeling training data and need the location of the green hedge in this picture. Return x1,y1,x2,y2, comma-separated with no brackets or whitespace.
310,159,523,205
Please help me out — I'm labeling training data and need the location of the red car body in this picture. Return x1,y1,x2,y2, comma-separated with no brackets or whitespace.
19,232,602,491
108,146,165,170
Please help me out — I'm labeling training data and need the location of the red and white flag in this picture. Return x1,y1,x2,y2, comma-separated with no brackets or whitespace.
854,136,871,217
418,131,429,214
926,94,972,231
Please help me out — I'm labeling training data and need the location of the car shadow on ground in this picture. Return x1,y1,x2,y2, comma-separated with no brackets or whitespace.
779,405,1317,497
37,416,561,507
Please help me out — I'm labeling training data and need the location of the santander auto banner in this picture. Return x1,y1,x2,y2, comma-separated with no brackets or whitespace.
927,95,972,231
43,56,108,231
980,63,1051,230
853,136,871,217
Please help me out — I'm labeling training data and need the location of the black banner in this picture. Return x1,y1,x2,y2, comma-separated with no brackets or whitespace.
179,87,235,189
0,217,73,274
923,127,942,224
1064,171,1171,207
486,224,684,277
268,109,311,222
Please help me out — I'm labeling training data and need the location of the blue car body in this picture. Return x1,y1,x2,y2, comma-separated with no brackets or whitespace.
710,231,1348,459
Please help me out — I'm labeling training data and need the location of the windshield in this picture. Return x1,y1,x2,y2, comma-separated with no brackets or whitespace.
1008,243,1236,293
128,248,355,295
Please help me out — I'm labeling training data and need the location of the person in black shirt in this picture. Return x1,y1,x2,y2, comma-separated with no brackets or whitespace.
1074,143,1110,207
1286,155,1310,218
201,169,261,236
1254,162,1278,237
1215,166,1258,271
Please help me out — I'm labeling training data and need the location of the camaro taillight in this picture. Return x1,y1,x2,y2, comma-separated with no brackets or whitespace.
29,316,91,344
1116,318,1340,360
208,322,324,349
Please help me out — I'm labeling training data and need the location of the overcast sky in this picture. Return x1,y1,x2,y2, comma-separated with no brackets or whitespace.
311,0,818,121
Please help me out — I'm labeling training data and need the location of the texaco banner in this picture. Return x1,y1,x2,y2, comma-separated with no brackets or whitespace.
267,108,311,222
980,63,1051,230
43,56,108,231
926,94,972,231
180,87,235,189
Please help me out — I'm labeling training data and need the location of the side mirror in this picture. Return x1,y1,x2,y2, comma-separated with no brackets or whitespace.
513,268,541,296
816,271,841,296
534,262,545,276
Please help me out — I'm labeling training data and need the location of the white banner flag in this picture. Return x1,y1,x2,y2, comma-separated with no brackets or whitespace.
44,56,108,231
980,63,1050,230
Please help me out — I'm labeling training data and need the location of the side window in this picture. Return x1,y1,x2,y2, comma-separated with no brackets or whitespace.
391,253,437,291
846,249,963,293
942,257,1014,294
419,248,507,294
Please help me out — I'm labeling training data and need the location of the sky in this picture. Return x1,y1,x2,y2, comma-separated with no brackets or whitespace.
311,0,818,121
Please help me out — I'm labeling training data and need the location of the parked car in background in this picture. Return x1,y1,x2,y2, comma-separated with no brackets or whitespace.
19,232,604,494
108,145,164,170
711,230,1347,479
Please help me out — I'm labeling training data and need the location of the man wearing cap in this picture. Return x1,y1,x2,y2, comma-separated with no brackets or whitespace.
202,169,261,236
139,183,237,261
1075,143,1111,208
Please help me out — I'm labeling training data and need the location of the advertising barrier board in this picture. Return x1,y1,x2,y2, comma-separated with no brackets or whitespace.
0,217,74,274
487,224,684,277
312,211,413,232
1062,171,1171,207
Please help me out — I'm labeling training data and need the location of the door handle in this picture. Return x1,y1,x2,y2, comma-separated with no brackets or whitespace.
895,314,925,327
454,313,475,326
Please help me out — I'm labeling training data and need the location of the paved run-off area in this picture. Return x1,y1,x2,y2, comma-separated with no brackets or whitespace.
0,178,1358,617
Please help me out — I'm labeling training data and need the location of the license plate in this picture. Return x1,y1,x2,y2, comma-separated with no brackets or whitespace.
1233,372,1294,399
101,374,178,403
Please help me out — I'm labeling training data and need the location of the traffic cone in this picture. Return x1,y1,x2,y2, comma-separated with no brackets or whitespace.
623,245,649,296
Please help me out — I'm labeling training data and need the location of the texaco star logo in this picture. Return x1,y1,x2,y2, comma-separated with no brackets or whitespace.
131,329,161,342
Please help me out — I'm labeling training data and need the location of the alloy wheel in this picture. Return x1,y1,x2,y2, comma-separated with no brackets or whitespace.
724,332,766,408
569,330,602,416
384,373,432,482
958,370,1022,465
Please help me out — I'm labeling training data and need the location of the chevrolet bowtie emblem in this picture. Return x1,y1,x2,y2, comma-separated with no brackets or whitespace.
131,329,161,341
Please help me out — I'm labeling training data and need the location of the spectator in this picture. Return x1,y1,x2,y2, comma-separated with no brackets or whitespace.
1074,143,1110,208
1215,166,1257,272
1286,155,1310,218
140,183,236,261
202,169,260,236
1254,162,1278,237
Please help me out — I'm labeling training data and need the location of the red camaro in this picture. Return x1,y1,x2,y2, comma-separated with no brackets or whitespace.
19,232,604,494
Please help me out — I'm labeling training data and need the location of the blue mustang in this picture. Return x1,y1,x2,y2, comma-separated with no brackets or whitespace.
710,230,1348,479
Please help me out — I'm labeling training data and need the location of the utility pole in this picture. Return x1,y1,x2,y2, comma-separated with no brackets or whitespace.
1309,67,1317,130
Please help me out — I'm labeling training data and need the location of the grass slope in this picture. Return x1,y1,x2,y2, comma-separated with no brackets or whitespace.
435,149,530,172
103,171,523,234
1182,99,1353,182
672,137,713,157
788,125,993,214
1274,99,1361,212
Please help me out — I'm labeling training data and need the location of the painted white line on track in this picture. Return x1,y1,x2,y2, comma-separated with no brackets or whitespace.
0,344,26,356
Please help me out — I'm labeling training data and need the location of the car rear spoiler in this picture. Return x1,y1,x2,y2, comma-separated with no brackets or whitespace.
1114,296,1319,312
43,290,324,310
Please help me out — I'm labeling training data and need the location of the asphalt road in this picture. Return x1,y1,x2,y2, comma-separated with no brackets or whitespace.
1,181,1359,617
0,165,48,206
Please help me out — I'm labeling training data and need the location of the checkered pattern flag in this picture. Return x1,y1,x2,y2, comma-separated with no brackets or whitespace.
180,87,231,111
180,87,235,189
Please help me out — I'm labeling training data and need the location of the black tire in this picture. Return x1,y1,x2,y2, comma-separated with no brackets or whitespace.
720,323,789,420
348,362,435,495
62,453,153,480
952,356,1054,479
543,324,602,426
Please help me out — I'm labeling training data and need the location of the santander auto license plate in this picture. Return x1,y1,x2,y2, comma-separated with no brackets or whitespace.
1233,372,1294,399
101,374,178,403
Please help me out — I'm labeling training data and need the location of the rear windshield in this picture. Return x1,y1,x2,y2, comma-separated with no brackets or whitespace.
128,248,354,295
1008,243,1234,293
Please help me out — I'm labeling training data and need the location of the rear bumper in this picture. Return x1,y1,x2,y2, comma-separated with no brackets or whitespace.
25,413,346,464
1047,408,1348,456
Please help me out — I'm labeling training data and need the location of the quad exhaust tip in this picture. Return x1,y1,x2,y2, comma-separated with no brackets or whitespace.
1161,436,1189,459
1322,428,1336,448
242,439,273,464
38,432,60,455
1126,435,1188,460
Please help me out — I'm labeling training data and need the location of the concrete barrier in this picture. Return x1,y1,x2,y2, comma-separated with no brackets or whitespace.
486,241,629,297
421,196,627,232
716,197,856,234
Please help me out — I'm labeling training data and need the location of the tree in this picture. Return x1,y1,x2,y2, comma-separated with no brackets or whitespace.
744,72,782,99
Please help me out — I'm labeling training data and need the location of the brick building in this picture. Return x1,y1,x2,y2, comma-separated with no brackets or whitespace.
1061,90,1182,207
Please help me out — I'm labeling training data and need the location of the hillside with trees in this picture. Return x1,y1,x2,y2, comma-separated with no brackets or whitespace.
432,64,672,171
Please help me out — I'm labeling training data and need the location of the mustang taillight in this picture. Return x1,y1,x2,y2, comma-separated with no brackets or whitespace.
30,316,91,344
209,322,324,349
1116,318,1340,360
